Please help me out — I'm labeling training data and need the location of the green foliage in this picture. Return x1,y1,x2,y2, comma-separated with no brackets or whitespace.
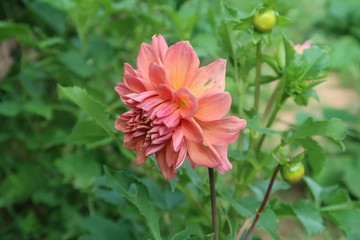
1,0,359,239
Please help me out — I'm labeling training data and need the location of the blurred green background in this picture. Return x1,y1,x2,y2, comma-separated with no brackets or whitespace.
0,0,359,239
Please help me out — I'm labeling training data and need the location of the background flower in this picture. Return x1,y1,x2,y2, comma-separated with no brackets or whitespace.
115,34,246,179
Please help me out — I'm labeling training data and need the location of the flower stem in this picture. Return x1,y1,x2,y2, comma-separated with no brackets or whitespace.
208,168,219,240
243,164,281,240
254,41,262,113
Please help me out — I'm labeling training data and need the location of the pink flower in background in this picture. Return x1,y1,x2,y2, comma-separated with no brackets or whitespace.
115,34,246,179
292,41,312,54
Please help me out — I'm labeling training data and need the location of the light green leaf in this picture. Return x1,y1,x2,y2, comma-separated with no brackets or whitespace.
0,22,36,44
276,15,292,26
247,116,284,135
290,118,347,142
104,167,162,240
69,120,108,143
325,209,360,240
292,200,325,235
57,85,113,134
295,137,325,175
303,177,337,208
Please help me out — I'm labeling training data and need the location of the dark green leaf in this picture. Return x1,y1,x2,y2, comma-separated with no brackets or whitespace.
295,137,325,175
104,167,162,240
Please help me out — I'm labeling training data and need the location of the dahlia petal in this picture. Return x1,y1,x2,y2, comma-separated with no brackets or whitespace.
115,116,128,132
155,102,177,119
164,41,199,90
195,90,231,121
189,59,226,96
151,34,168,63
175,145,187,169
124,63,138,77
162,109,180,128
156,148,177,179
199,117,247,145
157,84,175,100
136,140,147,164
149,63,169,87
146,143,166,156
175,87,198,118
124,73,153,92
152,132,173,145
172,127,184,152
165,142,177,167
138,96,165,112
181,118,203,143
130,91,157,102
186,141,221,168
115,83,132,97
136,43,158,81
213,145,232,174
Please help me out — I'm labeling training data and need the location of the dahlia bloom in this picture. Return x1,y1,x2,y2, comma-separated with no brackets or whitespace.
292,41,311,54
115,34,246,179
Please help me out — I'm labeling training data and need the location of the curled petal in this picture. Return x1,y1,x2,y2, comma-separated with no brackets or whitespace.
149,63,169,87
164,41,199,90
181,118,203,143
156,148,177,179
189,59,226,96
186,141,221,168
124,73,153,92
115,83,132,97
199,117,247,145
175,87,198,118
151,34,168,64
213,145,232,174
157,84,175,100
194,90,231,121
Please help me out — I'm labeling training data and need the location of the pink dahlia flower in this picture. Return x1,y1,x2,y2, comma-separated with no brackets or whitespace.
115,34,246,179
292,41,311,54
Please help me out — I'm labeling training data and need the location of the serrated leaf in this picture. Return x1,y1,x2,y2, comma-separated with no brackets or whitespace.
69,120,108,143
222,2,239,18
104,167,162,240
292,200,325,235
303,177,337,208
290,118,347,143
57,85,113,134
295,137,325,175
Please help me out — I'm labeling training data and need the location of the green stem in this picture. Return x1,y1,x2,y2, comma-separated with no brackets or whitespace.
208,168,219,240
243,164,281,240
254,41,262,113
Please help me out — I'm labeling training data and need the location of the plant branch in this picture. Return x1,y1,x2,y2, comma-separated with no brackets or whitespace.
243,164,281,240
208,168,219,240
236,215,252,240
254,41,262,113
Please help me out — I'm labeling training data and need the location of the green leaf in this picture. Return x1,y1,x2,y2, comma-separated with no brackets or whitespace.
292,200,325,235
303,177,337,208
78,216,131,240
247,116,284,135
58,50,93,78
0,101,20,117
295,137,325,175
69,120,108,143
276,15,293,26
55,154,101,189
104,167,162,240
24,99,53,120
0,22,36,44
325,209,360,240
290,118,347,143
57,85,113,134
170,227,195,240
